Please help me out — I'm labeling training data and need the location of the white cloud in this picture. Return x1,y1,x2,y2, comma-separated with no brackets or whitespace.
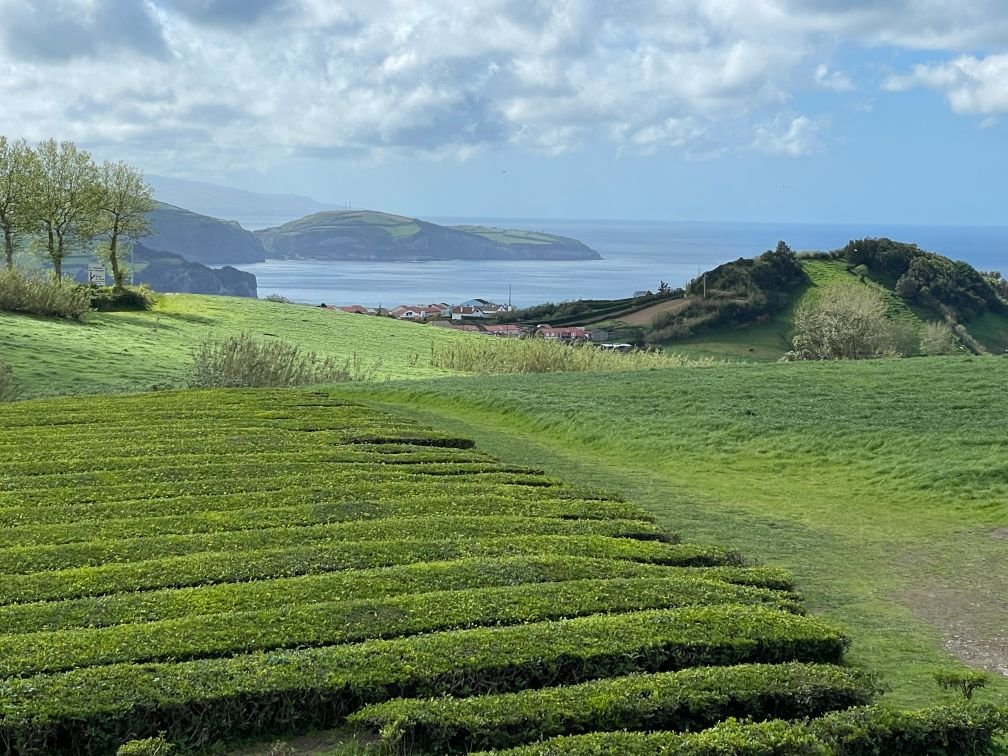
0,0,1006,175
752,115,823,157
885,54,1008,115
815,64,855,92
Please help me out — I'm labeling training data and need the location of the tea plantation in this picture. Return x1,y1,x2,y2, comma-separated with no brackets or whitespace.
0,389,1004,754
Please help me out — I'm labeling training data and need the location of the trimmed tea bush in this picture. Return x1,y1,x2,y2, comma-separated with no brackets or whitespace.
350,662,878,753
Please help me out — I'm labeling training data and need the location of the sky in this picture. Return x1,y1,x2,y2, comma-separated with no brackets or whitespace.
2,0,1008,225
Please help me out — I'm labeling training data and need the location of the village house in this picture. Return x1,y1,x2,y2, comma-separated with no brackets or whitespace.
482,324,527,338
390,304,449,320
537,325,591,342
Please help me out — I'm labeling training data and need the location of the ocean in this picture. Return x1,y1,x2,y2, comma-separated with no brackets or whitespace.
234,218,1008,308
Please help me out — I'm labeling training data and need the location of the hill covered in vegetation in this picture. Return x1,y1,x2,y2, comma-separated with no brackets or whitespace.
254,210,602,261
500,238,1008,360
142,202,268,265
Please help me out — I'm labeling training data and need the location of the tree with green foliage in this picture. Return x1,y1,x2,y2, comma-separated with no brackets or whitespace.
24,139,99,282
0,136,35,269
933,669,988,700
91,160,154,289
787,282,897,360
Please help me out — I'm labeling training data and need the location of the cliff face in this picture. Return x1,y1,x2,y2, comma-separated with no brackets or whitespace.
255,211,602,261
141,203,267,265
132,244,258,298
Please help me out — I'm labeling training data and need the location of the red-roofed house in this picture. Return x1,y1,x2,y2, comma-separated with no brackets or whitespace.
391,304,445,320
538,325,591,342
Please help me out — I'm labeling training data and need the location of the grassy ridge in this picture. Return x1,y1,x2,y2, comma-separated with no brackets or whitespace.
0,293,478,397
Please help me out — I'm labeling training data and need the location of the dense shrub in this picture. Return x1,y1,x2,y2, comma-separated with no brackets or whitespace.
785,283,901,360
687,242,807,309
187,332,375,388
0,267,89,318
86,284,157,311
920,320,958,355
840,238,1003,320
842,238,918,279
895,254,1001,320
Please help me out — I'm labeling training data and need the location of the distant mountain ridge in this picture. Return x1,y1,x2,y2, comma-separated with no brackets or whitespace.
147,175,338,230
254,210,602,261
142,202,267,265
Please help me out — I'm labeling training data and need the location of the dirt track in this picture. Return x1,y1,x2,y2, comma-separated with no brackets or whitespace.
616,298,693,326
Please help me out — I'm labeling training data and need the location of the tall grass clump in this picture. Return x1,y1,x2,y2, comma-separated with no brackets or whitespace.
0,268,90,319
431,338,717,374
187,332,376,388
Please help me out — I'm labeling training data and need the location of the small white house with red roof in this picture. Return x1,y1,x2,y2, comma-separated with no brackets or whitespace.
537,325,591,342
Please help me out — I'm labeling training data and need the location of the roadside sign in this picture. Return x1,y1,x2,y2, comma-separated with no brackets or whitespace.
88,264,107,286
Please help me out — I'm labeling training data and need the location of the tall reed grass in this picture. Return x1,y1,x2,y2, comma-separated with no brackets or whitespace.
187,332,379,388
0,268,90,319
430,338,719,374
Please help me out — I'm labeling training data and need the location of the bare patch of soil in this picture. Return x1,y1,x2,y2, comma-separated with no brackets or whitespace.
990,527,1008,539
617,297,693,326
898,584,1008,677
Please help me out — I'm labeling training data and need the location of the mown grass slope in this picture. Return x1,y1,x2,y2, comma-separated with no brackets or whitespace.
0,294,478,397
336,355,1008,714
0,388,878,754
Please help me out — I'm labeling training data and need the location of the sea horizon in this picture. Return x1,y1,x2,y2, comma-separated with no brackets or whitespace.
230,217,1008,308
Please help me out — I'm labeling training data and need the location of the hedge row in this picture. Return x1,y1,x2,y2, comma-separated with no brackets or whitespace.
0,515,672,573
0,606,847,753
0,537,731,604
1,557,769,635
0,580,802,677
482,704,1008,755
0,490,644,529
0,445,489,476
350,662,878,753
0,460,554,495
0,473,579,509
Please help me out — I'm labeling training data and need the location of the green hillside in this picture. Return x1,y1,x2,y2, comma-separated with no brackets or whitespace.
512,240,1008,361
0,294,478,398
254,211,602,261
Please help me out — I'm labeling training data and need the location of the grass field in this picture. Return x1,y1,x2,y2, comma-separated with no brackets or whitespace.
0,294,481,398
336,356,1008,714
